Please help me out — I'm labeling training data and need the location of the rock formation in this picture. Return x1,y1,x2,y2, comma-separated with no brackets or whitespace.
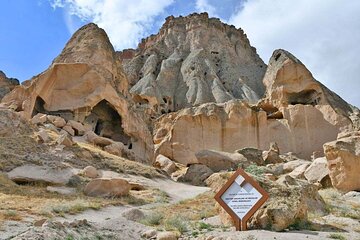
153,49,355,164
0,70,19,100
118,12,266,116
1,24,153,163
1,13,358,170
324,131,360,192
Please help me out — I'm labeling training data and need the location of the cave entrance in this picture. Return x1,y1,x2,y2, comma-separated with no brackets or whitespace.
85,100,131,146
32,96,46,117
287,89,321,106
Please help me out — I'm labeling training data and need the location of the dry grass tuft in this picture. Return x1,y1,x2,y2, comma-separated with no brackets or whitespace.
71,142,163,178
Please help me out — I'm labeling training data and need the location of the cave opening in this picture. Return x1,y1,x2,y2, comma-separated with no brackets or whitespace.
32,96,46,117
85,100,131,145
287,89,321,106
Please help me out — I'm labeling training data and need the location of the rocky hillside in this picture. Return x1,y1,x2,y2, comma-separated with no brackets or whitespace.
118,13,266,115
0,12,360,239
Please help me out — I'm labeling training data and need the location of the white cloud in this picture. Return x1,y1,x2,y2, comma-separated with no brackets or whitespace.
195,0,218,17
51,0,174,50
230,0,360,107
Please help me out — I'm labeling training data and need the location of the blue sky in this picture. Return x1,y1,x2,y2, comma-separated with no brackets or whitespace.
1,0,359,107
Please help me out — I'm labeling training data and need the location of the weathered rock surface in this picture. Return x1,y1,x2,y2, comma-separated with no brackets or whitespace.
304,157,331,187
56,132,74,147
154,99,350,164
47,115,66,128
1,23,153,163
324,132,360,192
195,149,247,171
83,178,131,197
0,70,19,100
288,163,310,179
262,142,283,164
119,13,266,116
236,147,264,166
154,154,177,175
80,166,99,178
7,165,76,185
283,159,311,173
178,164,213,186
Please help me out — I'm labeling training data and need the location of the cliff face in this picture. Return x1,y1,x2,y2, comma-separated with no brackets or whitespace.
1,13,357,165
0,71,19,100
118,13,266,116
1,23,153,163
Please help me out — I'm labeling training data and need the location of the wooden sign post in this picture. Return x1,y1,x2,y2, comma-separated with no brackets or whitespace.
214,168,269,231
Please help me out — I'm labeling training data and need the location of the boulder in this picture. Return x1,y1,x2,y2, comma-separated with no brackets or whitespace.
85,131,113,147
283,159,311,173
263,142,283,164
154,154,177,175
324,132,360,192
7,165,76,185
47,115,66,128
178,164,213,186
56,133,74,147
31,113,47,125
104,142,125,156
68,120,85,136
195,149,247,172
236,147,264,166
304,157,331,187
83,178,130,197
289,163,310,179
62,124,75,136
37,129,50,143
81,166,99,178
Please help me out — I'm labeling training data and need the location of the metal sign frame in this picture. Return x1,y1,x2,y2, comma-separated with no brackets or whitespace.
214,168,269,231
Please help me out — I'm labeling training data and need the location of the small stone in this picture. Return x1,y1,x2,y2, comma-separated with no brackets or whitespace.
68,120,85,136
33,219,47,227
31,113,47,125
141,229,157,239
62,124,75,136
83,178,131,197
157,231,178,240
81,166,99,178
56,133,73,147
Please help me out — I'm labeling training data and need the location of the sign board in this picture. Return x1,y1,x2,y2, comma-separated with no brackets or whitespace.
214,168,269,231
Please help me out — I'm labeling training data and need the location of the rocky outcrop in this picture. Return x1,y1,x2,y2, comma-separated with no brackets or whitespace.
324,131,360,192
154,99,350,163
1,23,153,163
1,13,358,173
0,70,19,100
119,13,266,116
7,165,76,185
304,157,331,187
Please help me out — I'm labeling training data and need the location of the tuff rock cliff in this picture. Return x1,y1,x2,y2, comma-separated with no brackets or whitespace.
1,13,358,165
